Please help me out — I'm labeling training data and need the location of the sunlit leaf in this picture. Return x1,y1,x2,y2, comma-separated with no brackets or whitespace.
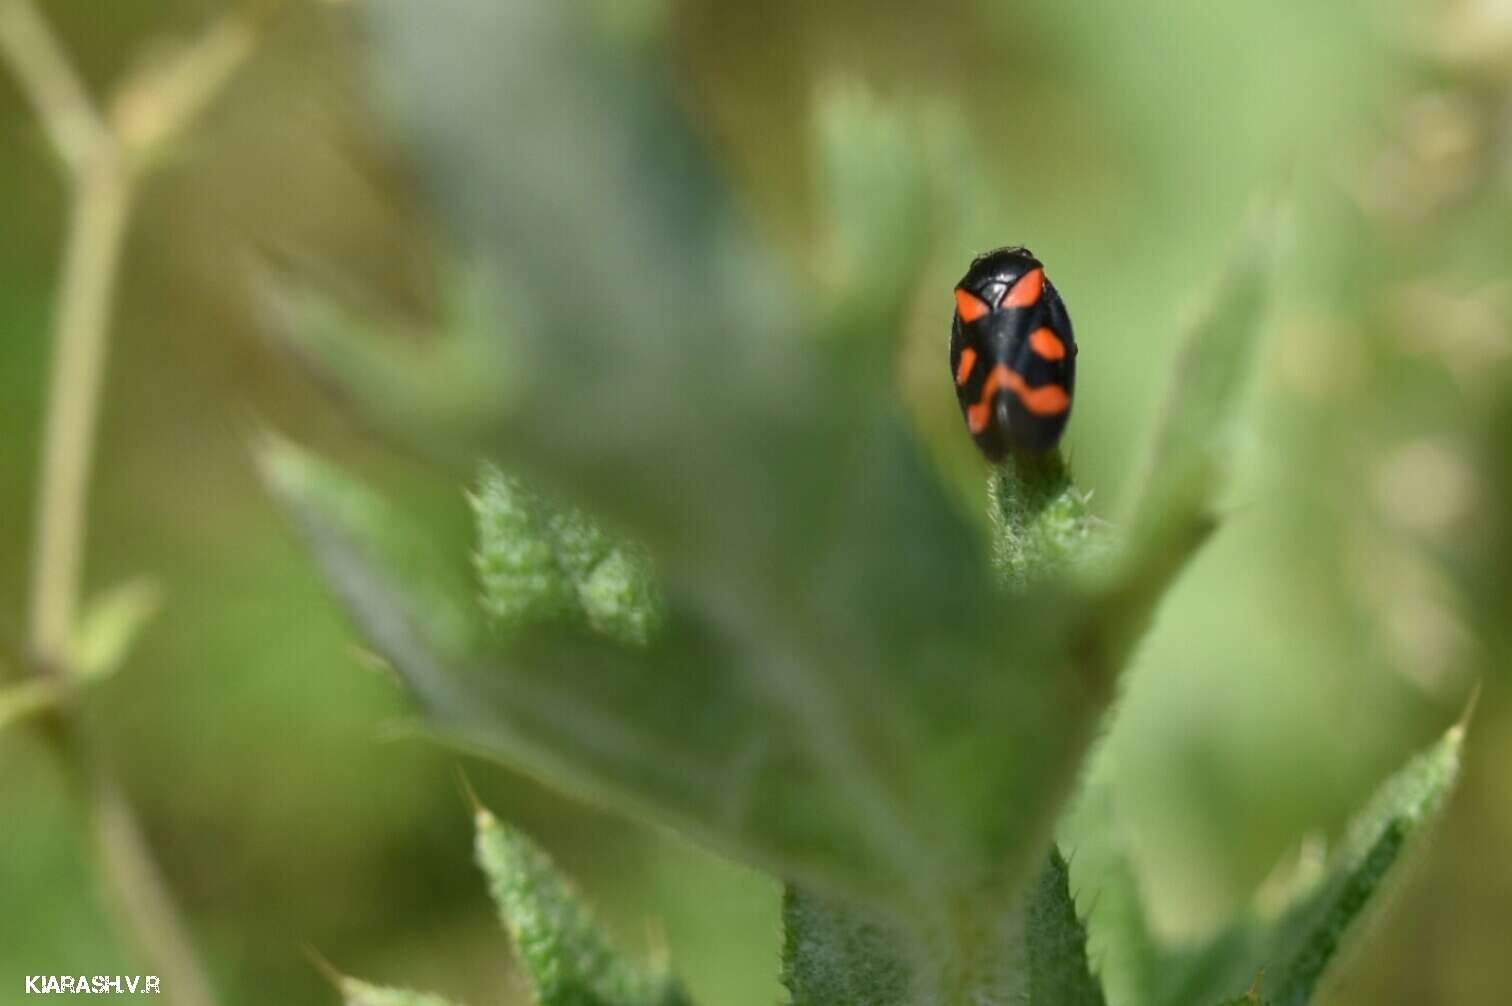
1112,214,1275,612
1260,724,1461,1006
1052,218,1278,703
1070,725,1462,1006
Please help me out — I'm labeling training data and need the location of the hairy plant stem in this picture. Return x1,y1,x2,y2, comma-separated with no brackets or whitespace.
1,3,272,1004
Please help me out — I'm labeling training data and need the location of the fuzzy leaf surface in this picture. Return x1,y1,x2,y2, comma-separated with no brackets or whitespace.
472,463,662,648
783,847,1107,1006
262,441,915,895
474,806,692,1006
1025,849,1107,1006
782,887,913,1006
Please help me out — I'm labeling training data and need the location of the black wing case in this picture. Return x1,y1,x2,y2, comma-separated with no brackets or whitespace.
950,254,1076,458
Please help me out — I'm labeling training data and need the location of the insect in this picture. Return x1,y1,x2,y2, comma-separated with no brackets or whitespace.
949,247,1077,459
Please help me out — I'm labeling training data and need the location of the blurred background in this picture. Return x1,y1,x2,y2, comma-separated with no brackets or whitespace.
1,1,1508,1004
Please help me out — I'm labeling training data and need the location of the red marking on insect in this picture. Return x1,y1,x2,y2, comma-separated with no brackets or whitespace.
999,268,1044,309
967,400,990,433
955,288,991,324
955,346,978,386
1028,327,1065,361
1001,367,1070,416
968,364,1070,428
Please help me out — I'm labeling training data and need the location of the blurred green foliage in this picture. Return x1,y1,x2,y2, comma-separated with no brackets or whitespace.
1,0,1509,1004
471,806,691,1006
334,800,696,1006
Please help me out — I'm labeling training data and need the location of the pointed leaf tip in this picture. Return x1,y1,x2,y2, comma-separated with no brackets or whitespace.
474,809,692,1006
71,578,163,681
1027,848,1108,1006
1083,213,1279,692
1130,213,1276,541
1115,725,1463,1006
256,439,487,710
1263,726,1463,1006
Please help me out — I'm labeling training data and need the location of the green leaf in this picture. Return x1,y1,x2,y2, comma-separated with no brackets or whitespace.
472,464,663,647
323,806,693,1006
0,580,161,735
283,10,1281,981
0,576,160,730
262,442,913,897
338,977,467,1006
812,83,930,301
361,0,1010,677
469,466,581,635
1069,725,1463,1006
70,578,162,680
808,83,934,375
1021,218,1278,712
256,434,484,667
980,217,1274,726
1111,214,1275,618
1026,849,1106,1006
1260,724,1462,1006
474,805,692,1006
1056,756,1161,1006
782,887,913,1006
256,260,515,465
282,0,1250,951
783,848,1107,1006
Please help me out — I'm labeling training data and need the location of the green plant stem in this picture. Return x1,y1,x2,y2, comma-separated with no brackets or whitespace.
990,449,1104,590
91,767,221,1006
26,148,132,677
0,0,106,175
1,4,271,1004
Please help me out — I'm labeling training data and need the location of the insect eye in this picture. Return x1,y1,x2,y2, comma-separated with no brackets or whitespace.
955,288,991,323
